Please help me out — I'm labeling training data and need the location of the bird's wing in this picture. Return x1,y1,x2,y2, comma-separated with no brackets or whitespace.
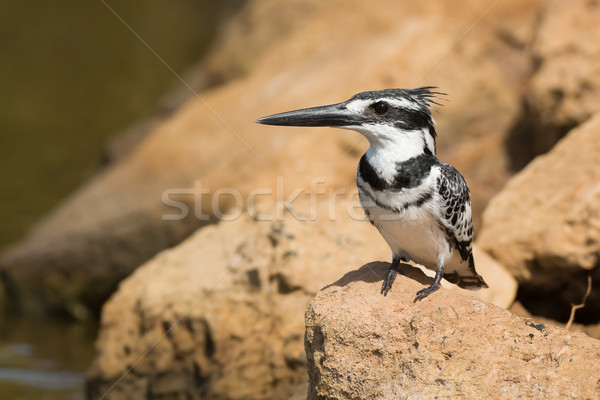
436,163,474,262
436,163,488,288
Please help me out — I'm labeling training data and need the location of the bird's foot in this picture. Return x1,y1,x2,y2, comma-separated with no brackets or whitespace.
381,265,398,296
413,283,440,303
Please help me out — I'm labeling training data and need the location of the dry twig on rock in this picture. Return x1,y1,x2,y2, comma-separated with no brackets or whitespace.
565,275,592,331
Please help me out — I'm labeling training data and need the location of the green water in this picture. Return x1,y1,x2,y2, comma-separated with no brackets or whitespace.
0,1,232,397
0,0,224,251
0,316,96,400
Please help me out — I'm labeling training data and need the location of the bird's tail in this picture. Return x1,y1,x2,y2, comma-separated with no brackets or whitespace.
444,253,489,290
455,274,489,290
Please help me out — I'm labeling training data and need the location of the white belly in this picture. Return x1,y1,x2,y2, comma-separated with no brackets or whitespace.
361,199,466,275
368,204,443,264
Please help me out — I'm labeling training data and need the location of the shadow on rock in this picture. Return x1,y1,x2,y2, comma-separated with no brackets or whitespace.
324,261,434,290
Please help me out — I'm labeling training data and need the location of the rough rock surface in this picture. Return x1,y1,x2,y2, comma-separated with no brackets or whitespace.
305,263,600,400
86,200,514,399
0,0,543,317
478,114,600,322
524,0,600,157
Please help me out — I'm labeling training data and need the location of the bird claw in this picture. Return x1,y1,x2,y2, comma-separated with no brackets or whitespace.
413,284,440,302
380,266,398,296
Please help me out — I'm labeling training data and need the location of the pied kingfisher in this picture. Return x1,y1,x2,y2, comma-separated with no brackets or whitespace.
256,87,488,302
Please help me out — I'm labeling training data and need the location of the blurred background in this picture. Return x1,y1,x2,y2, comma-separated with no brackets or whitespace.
1,0,599,399
0,0,226,252
0,1,233,399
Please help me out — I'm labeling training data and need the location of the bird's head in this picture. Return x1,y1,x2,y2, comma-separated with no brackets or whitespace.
256,87,444,157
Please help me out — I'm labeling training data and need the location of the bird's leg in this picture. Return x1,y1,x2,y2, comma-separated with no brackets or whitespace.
381,255,407,296
414,259,444,302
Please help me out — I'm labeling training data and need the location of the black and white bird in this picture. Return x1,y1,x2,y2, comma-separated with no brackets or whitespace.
256,87,488,302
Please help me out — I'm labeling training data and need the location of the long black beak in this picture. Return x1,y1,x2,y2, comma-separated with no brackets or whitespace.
256,102,365,127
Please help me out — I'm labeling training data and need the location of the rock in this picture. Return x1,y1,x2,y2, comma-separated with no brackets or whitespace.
85,200,389,400
305,263,600,400
532,0,600,135
86,199,516,399
0,0,543,317
478,114,600,323
511,0,600,167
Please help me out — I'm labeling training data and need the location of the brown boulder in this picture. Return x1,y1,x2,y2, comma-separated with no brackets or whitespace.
513,0,600,165
478,114,600,322
305,263,600,399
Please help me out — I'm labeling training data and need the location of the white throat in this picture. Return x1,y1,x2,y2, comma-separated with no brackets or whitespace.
358,126,432,183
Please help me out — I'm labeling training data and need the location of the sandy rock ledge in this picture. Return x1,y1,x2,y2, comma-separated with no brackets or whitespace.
305,263,600,400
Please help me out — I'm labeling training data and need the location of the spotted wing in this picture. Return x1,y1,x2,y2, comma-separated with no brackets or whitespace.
436,162,488,289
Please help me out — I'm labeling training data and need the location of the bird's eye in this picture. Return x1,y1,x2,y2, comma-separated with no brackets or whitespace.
372,101,389,115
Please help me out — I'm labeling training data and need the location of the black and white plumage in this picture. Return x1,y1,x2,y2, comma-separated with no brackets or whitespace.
256,87,488,302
